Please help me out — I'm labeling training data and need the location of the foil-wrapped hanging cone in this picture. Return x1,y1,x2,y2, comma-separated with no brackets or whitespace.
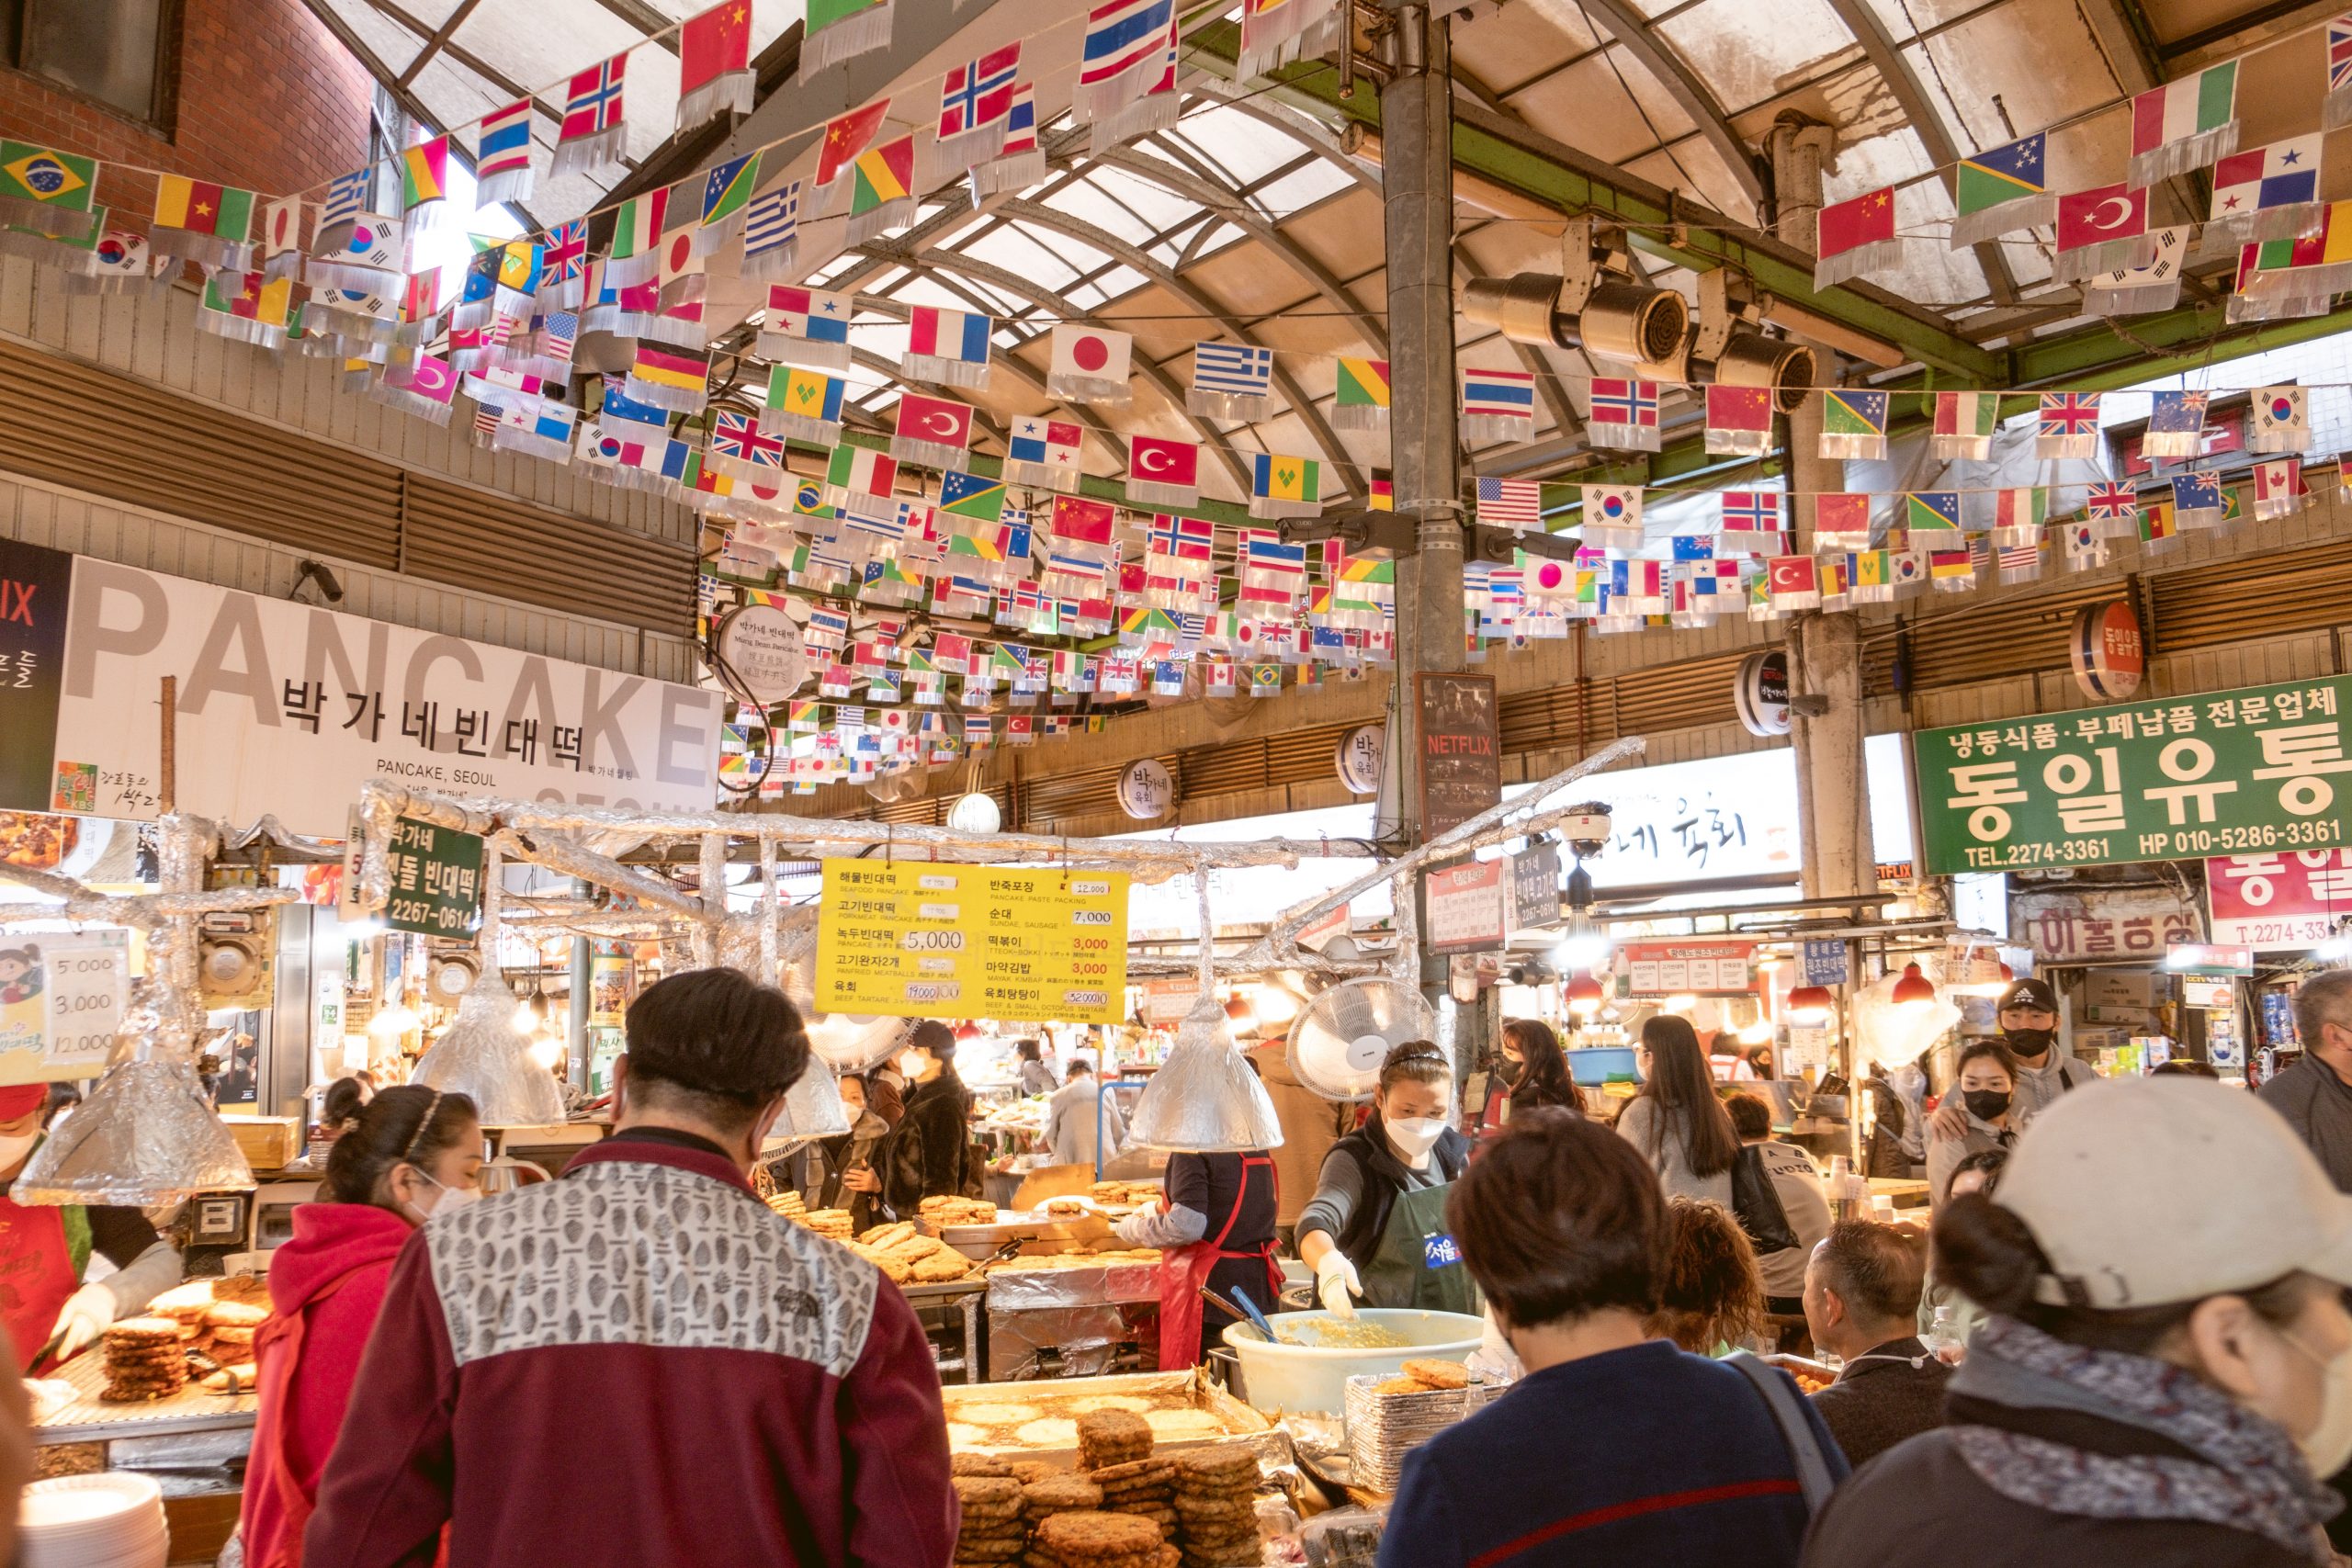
1128,996,1286,1153
803,1013,910,1072
767,1058,851,1142
412,970,566,1127
12,1057,253,1205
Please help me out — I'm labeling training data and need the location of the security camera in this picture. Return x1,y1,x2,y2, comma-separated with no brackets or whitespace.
1559,803,1612,859
290,559,345,604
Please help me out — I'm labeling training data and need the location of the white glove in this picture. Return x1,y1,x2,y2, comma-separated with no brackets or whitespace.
1314,1251,1363,1318
50,1281,116,1361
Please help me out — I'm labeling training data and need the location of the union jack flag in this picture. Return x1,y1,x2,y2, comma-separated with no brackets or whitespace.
1589,377,1659,430
939,44,1020,140
541,220,587,287
2038,392,2103,440
2332,17,2352,97
2086,482,2138,524
711,409,784,471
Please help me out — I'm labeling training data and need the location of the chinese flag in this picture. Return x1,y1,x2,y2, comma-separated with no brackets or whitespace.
680,1,751,96
816,100,891,187
1816,186,1894,260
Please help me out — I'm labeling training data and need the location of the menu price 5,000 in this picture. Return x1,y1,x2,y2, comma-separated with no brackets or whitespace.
814,862,1129,1024
1913,676,2352,875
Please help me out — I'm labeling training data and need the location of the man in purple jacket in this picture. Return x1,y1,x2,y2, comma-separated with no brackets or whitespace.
305,967,959,1568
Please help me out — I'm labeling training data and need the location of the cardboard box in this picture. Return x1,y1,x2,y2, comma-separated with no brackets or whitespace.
220,1115,302,1170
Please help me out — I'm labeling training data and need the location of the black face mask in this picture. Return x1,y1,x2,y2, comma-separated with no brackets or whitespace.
1962,1089,2012,1122
2004,1026,2055,1055
1498,1055,1528,1087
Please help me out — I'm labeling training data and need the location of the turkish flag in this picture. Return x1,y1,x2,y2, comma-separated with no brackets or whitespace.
896,392,974,449
1129,435,1199,487
1767,555,1819,599
2055,184,2148,252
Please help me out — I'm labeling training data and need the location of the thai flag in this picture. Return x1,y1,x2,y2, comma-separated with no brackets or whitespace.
1461,367,1537,423
1244,535,1306,578
477,100,532,183
1080,0,1177,90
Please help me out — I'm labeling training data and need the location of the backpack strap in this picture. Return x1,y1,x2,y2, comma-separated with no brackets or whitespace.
1724,1350,1838,1516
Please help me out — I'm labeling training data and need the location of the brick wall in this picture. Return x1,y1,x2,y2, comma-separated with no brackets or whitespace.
0,0,373,217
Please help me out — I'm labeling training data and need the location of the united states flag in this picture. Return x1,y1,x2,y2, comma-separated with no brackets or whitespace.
1475,477,1543,529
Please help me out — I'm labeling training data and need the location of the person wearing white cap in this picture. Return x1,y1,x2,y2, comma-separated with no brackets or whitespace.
1804,1079,2352,1568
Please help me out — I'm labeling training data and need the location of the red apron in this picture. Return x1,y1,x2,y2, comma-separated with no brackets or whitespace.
0,1191,78,1372
1157,1154,1281,1371
242,1271,357,1568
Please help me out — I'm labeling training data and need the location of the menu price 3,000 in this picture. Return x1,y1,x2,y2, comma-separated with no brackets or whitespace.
814,862,1129,1024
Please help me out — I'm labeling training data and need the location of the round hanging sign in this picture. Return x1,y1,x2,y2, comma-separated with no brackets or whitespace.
2069,600,2145,701
1734,649,1792,737
1337,725,1385,795
1117,759,1175,820
713,603,808,705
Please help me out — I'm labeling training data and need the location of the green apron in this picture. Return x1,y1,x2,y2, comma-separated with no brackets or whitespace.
1356,1177,1478,1314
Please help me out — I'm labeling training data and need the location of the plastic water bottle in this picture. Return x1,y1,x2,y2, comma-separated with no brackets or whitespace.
1922,1303,1963,1365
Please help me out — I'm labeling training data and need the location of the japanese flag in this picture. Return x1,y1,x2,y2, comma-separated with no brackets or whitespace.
1046,323,1132,400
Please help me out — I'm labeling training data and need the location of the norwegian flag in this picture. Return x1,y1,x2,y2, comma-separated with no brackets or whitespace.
553,51,628,178
2036,392,2103,457
1148,513,1215,564
1718,491,1785,552
1588,377,1660,451
937,44,1020,152
2086,482,2139,536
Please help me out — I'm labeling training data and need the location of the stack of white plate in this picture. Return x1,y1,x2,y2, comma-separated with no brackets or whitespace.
17,1473,168,1568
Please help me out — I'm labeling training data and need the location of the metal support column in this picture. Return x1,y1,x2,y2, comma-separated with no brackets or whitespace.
1771,118,1872,908
1378,6,1486,1070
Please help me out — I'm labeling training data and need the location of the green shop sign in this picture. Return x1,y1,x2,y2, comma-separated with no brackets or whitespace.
380,816,485,938
1915,677,2352,874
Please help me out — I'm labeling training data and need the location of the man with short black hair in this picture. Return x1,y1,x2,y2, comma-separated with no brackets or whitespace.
1803,1220,1947,1469
2261,967,2352,1191
305,968,957,1568
1928,976,2098,1143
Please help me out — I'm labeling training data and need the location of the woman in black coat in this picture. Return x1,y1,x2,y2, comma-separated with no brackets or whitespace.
883,1021,979,1213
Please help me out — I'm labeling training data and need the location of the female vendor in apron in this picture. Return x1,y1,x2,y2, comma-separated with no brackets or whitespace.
1295,1043,1475,1316
1114,1149,1281,1368
0,1083,182,1370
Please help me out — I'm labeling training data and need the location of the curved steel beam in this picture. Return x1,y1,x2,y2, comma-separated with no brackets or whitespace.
1571,0,1766,209
995,198,1367,499
1098,143,1390,355
1816,0,2019,306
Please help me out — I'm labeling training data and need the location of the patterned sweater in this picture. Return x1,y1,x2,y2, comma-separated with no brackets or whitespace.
303,1130,958,1568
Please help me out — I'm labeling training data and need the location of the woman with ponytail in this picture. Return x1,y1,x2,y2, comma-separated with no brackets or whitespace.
1805,1079,2352,1568
240,1087,481,1568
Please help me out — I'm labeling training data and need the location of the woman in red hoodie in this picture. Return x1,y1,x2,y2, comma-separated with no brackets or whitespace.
241,1086,481,1568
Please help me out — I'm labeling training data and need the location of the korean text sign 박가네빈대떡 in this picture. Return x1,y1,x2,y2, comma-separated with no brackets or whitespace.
1912,676,2352,874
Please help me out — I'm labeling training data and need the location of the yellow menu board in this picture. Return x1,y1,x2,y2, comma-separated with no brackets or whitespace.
814,861,1130,1024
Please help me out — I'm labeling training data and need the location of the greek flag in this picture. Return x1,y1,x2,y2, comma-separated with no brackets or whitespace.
740,180,801,283
1188,340,1274,417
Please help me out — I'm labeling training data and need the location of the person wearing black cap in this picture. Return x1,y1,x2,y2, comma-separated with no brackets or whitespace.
1930,976,2098,1144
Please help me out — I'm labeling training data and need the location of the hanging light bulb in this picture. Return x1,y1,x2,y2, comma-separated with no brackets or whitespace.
1252,978,1302,1030
1785,985,1835,1025
1661,993,1699,1016
1736,1013,1776,1045
1566,973,1606,1017
1892,962,1938,1007
526,1034,564,1070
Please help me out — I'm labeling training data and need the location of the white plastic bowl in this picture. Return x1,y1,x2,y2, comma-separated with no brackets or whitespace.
1221,1307,1484,1415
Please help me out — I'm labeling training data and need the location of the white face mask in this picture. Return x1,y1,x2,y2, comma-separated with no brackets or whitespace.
1386,1116,1448,1161
406,1170,481,1223
899,1051,925,1078
0,1131,39,1169
2281,1328,2352,1477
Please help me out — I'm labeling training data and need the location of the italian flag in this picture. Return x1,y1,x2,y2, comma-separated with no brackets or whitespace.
2129,62,2237,184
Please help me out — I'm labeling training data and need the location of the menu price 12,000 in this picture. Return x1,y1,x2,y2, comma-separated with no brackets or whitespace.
814,862,1130,1024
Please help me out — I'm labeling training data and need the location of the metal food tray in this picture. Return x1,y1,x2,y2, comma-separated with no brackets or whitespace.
34,1351,258,1445
933,1209,1117,1259
942,1369,1291,1470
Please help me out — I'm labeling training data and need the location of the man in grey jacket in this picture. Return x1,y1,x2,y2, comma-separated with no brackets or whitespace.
2258,967,2352,1191
1929,977,2098,1141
